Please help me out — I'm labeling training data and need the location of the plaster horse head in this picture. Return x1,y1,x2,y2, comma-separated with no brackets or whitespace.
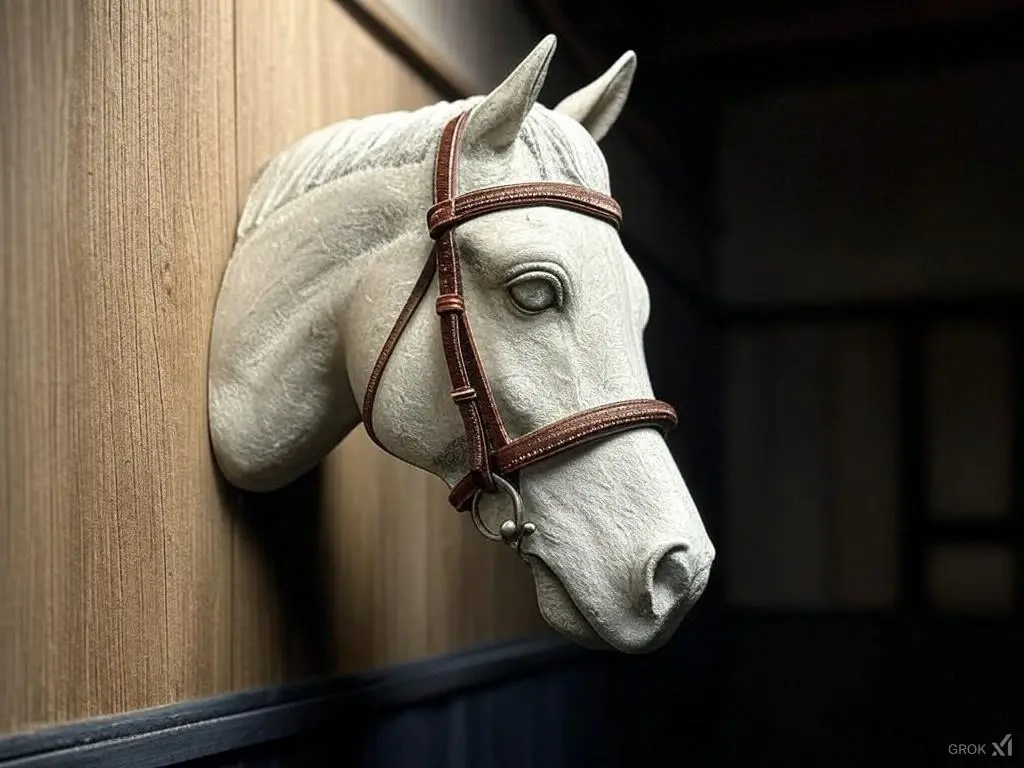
208,35,715,653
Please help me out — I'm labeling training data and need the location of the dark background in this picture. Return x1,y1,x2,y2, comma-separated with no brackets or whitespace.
512,0,1024,764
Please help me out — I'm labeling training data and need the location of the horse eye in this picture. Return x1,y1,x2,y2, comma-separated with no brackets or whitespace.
507,274,560,314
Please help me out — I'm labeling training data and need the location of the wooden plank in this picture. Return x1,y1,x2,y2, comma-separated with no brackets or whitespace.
0,0,237,734
1,0,551,734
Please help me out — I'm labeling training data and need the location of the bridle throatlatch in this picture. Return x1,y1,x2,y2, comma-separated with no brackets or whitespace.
361,110,678,551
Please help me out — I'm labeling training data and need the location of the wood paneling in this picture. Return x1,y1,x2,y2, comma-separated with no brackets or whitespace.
1,0,543,737
1,0,238,733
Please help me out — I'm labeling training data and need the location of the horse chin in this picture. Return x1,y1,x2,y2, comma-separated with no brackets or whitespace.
526,553,688,653
526,556,611,651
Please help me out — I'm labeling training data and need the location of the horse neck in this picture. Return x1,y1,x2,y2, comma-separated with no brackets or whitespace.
219,162,433,449
332,162,438,418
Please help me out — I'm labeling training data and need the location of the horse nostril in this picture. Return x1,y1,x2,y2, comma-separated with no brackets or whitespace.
642,545,692,619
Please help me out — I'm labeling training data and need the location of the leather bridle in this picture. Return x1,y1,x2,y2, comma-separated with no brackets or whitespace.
361,109,678,550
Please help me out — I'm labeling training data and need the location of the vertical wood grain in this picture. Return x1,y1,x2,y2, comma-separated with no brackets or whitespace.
2,0,547,736
1,0,237,734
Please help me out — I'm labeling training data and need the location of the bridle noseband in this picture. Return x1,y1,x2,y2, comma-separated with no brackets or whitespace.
361,110,678,551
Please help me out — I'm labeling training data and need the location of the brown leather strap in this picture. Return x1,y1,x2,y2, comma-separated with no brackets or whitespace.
361,107,677,517
493,399,677,472
433,111,498,491
362,252,437,448
427,182,622,239
446,399,677,511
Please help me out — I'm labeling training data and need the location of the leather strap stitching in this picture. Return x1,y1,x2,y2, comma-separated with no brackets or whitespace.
427,182,621,239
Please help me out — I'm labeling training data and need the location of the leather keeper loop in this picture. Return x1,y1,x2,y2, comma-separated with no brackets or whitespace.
426,199,455,238
473,466,496,493
451,386,477,404
435,295,465,315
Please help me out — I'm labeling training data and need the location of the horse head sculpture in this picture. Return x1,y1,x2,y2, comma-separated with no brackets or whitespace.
208,35,715,653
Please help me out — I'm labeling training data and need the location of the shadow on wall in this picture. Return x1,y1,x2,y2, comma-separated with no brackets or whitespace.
218,468,341,680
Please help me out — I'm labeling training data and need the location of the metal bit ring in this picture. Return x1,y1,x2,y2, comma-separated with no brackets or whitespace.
470,475,536,547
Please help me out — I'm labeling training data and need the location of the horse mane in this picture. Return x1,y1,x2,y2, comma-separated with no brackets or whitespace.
236,98,610,241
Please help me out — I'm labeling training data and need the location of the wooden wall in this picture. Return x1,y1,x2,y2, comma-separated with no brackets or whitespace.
0,0,543,737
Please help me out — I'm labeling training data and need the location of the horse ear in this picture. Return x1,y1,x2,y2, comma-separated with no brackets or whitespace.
554,51,636,142
463,35,557,151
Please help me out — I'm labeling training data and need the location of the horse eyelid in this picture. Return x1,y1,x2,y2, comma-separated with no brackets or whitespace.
504,270,566,311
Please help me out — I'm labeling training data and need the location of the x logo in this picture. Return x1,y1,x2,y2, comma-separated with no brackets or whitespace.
992,734,1013,757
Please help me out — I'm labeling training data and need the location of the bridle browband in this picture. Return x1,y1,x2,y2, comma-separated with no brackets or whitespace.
361,109,677,550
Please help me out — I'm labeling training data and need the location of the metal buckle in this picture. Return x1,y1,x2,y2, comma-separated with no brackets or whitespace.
470,474,535,548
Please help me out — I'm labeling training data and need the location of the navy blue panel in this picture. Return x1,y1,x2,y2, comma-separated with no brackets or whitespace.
14,614,1020,768
319,625,727,768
